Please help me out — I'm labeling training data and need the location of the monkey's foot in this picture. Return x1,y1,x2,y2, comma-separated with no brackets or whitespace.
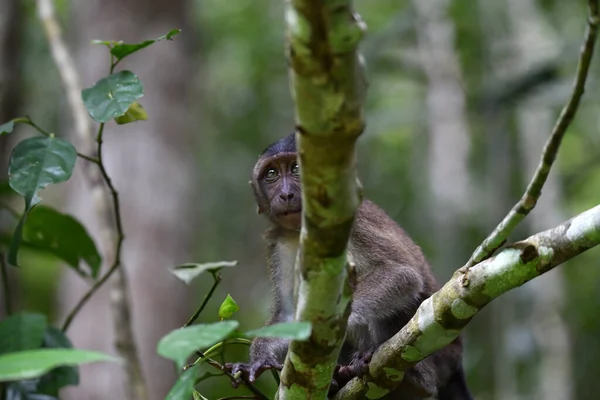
330,351,373,395
224,360,282,388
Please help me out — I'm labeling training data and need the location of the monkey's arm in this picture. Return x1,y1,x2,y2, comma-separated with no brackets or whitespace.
340,264,439,397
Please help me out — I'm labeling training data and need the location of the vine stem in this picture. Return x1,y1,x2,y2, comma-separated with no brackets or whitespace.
37,0,147,398
183,272,221,327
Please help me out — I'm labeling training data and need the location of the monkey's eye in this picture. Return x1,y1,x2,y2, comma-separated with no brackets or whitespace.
265,168,278,182
291,162,300,176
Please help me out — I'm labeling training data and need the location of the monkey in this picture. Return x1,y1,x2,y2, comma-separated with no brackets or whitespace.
225,133,473,400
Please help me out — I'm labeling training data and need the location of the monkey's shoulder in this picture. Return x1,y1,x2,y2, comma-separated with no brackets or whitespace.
351,200,427,267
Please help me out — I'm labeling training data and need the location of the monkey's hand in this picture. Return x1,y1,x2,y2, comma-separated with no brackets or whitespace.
329,351,373,396
224,358,282,388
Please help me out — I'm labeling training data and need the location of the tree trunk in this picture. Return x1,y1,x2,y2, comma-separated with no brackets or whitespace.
58,1,199,399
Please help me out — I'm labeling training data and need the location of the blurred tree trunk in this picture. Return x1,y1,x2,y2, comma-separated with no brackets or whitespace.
58,1,198,399
412,0,472,275
477,2,520,398
0,0,22,319
507,1,574,399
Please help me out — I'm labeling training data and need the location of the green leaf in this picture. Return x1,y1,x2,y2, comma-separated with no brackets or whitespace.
0,120,14,135
157,321,238,369
169,261,238,285
164,364,199,400
114,101,148,125
7,136,77,266
0,313,47,354
244,321,312,340
110,29,181,61
192,390,208,400
0,349,119,382
218,294,239,320
366,382,390,399
0,180,13,196
35,327,79,395
81,71,144,123
22,206,101,278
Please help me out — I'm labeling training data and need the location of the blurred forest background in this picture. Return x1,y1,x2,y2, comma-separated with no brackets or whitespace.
1,0,599,399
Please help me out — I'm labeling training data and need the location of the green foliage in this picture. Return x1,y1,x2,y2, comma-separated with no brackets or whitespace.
218,294,240,319
164,364,199,400
0,313,47,354
0,349,118,382
0,120,14,135
244,321,312,340
81,71,144,123
109,29,181,61
169,261,238,285
7,136,77,265
114,101,148,125
157,321,239,369
22,206,101,278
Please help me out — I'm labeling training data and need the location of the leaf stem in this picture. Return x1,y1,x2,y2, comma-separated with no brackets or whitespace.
183,272,222,327
0,252,12,315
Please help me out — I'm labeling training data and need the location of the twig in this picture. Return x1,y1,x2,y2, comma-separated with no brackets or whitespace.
37,0,147,399
461,0,600,277
0,252,12,315
183,272,221,327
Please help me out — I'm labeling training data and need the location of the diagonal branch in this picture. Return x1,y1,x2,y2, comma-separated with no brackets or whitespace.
462,0,599,273
336,204,600,399
278,0,368,398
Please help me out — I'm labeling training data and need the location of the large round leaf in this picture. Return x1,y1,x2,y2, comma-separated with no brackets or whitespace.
81,71,144,123
157,321,238,369
22,206,101,278
7,136,76,265
0,349,119,382
8,136,76,208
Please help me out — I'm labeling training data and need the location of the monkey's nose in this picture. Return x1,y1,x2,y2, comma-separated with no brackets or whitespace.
279,192,294,201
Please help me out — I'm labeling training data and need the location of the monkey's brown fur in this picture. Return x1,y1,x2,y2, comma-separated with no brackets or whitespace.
226,133,472,400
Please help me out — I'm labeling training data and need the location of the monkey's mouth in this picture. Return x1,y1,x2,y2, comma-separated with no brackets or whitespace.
275,210,302,229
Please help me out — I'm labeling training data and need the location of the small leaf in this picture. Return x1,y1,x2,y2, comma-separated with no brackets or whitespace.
22,206,101,278
157,321,238,369
7,136,77,266
218,294,240,320
91,39,120,47
366,382,390,399
0,120,14,135
164,364,199,400
0,349,119,382
170,261,238,285
81,71,144,123
244,321,312,340
0,313,47,354
114,101,148,125
110,29,182,61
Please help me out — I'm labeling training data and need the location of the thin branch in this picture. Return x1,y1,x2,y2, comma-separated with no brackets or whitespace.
462,0,599,274
37,0,147,399
0,252,12,315
183,272,221,327
336,204,600,399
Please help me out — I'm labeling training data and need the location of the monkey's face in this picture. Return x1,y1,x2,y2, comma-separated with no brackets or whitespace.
255,154,302,231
